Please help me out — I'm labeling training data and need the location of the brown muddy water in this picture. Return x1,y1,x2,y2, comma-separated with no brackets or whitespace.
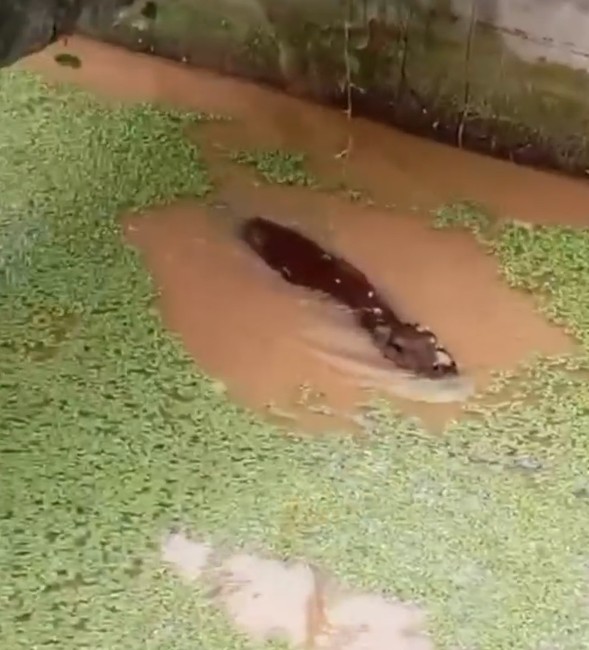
21,36,589,228
19,37,582,431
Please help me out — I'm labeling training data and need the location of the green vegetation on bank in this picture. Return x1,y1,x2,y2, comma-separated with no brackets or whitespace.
1,72,589,650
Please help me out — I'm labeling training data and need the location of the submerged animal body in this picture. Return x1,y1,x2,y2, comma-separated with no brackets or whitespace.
239,216,459,379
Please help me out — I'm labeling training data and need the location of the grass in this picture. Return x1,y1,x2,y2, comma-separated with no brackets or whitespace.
229,148,317,186
1,71,589,650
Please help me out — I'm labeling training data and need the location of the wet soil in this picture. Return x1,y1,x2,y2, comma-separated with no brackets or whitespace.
20,36,579,431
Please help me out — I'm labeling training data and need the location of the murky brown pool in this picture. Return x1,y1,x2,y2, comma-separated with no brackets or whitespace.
123,188,572,430
20,37,581,430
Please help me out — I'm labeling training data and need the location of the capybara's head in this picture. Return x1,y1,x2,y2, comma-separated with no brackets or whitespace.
374,322,458,379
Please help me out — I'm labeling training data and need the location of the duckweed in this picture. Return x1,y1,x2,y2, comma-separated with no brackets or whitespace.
1,72,588,650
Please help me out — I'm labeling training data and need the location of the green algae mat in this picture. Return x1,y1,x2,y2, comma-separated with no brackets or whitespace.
1,71,589,650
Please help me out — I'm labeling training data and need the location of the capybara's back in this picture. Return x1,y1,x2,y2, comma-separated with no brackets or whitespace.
239,216,385,315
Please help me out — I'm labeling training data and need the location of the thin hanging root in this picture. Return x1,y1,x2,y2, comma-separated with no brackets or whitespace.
335,11,354,164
